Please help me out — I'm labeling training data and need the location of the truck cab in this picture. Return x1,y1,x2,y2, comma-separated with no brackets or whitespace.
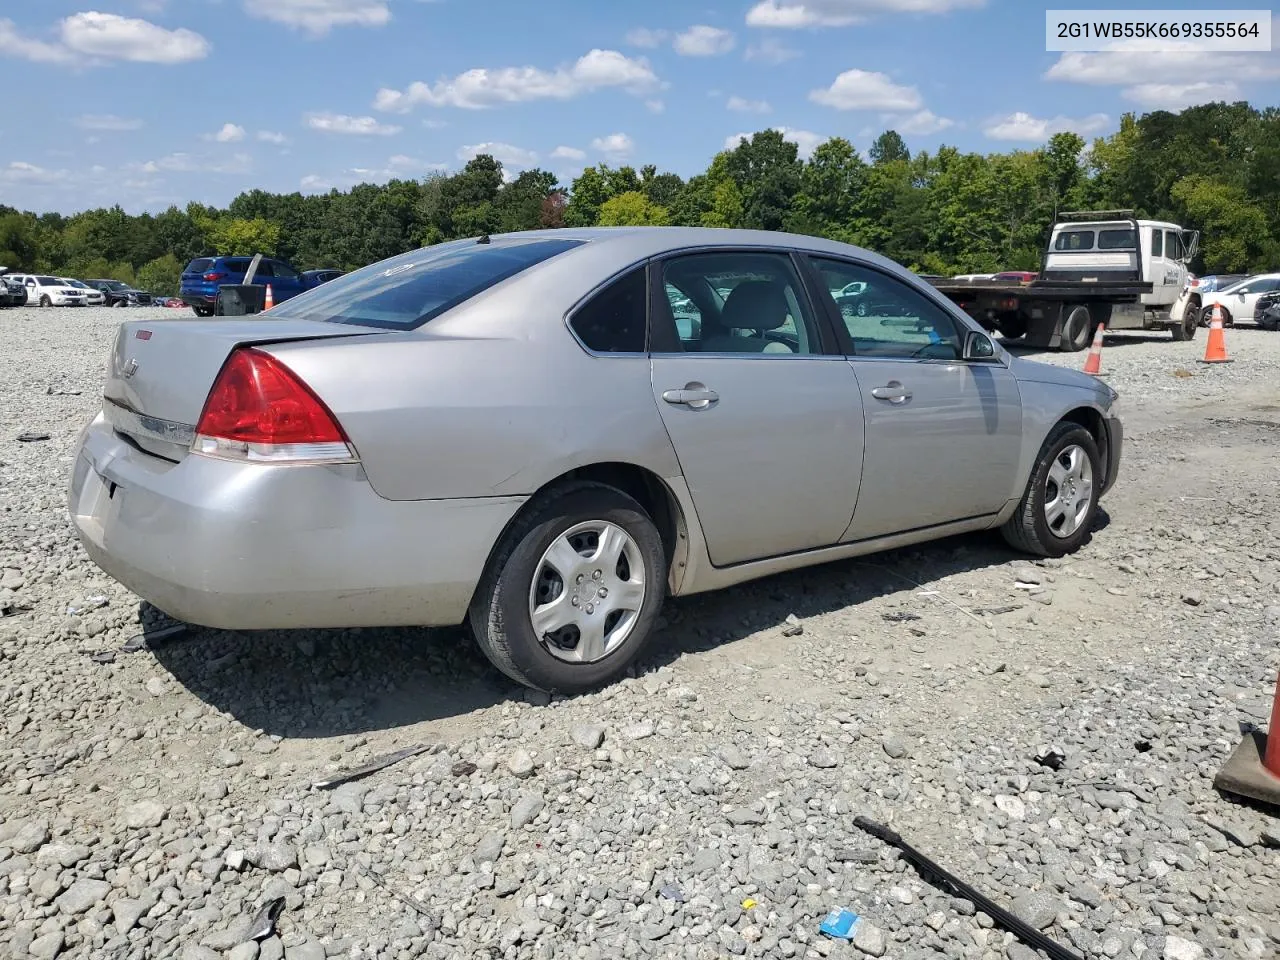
1044,213,1199,310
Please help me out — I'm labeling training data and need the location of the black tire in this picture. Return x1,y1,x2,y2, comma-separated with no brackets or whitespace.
113,300,126,308
1001,422,1102,559
1170,307,1198,341
192,305,214,318
468,482,667,694
1060,305,1094,352
39,295,51,308
1200,305,1230,327
1260,311,1279,332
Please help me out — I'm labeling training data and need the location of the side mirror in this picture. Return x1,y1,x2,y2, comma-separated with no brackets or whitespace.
963,330,997,361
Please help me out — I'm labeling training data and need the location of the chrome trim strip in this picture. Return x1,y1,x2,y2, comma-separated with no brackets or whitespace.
103,397,195,447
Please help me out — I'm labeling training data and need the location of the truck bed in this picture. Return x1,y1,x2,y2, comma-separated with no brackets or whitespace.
927,278,1152,302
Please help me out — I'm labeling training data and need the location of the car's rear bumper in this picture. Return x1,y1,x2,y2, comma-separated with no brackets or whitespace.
1102,414,1122,496
68,412,526,630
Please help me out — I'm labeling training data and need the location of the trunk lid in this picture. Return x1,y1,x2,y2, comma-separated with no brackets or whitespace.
103,318,383,461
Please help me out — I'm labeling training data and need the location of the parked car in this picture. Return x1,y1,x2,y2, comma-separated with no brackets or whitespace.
69,227,1122,694
61,279,106,306
302,269,344,286
180,256,310,317
1256,290,1280,330
10,274,88,306
1194,273,1280,327
993,271,1038,283
86,279,153,307
0,272,25,307
1170,274,1250,328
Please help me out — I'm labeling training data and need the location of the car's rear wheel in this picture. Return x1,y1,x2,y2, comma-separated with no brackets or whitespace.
1001,422,1101,559
468,482,667,694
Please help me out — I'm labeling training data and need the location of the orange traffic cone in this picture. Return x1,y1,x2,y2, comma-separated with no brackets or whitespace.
1214,670,1280,807
263,284,274,312
1082,323,1105,376
1199,304,1231,363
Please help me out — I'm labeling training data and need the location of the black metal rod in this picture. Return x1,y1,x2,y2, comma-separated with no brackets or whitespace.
853,816,1086,960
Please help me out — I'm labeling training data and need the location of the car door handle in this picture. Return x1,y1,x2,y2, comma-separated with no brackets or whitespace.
662,385,719,409
871,381,912,403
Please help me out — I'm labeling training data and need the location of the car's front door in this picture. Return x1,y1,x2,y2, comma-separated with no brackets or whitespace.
267,260,305,300
648,249,865,567
805,256,1024,543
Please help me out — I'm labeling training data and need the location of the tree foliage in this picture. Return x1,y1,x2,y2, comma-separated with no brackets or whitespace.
5,104,1280,284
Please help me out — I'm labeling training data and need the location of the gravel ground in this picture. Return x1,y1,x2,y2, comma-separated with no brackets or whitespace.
1,306,1278,960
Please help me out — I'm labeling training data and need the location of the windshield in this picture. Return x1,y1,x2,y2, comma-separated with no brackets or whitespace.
96,280,127,291
36,276,60,284
63,279,87,288
268,238,584,330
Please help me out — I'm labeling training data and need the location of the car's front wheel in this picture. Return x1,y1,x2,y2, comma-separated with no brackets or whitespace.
469,482,667,694
39,295,51,307
1001,422,1101,558
192,305,214,318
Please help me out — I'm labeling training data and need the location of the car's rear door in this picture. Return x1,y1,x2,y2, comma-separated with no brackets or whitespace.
648,248,865,567
804,255,1023,543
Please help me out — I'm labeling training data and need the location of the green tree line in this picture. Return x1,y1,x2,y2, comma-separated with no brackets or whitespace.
2,102,1277,296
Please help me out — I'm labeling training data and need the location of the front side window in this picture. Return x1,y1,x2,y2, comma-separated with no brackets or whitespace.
568,266,647,353
1165,231,1182,259
653,251,820,356
1150,229,1163,258
809,257,962,361
272,261,300,280
267,238,583,330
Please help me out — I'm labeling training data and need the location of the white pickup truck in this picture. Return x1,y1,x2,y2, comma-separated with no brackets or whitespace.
930,211,1201,350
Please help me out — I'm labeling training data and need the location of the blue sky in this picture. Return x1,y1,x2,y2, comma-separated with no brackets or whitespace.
2,0,1278,214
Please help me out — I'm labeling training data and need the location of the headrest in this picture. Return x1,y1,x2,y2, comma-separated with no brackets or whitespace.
721,280,791,332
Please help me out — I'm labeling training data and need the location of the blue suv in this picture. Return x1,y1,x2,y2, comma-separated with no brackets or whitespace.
180,256,313,317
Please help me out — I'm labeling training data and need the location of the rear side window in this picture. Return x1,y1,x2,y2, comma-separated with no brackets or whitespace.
1098,229,1136,250
223,258,252,273
267,238,583,330
569,267,647,354
185,259,213,274
1054,230,1094,251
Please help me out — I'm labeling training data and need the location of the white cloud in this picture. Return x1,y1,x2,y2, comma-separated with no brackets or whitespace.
205,123,246,143
423,119,448,129
75,114,144,131
139,152,253,175
301,175,334,192
458,142,538,167
591,133,635,157
747,0,985,28
891,109,954,135
983,111,1112,141
257,130,289,144
674,25,735,57
0,19,73,63
244,0,391,35
1124,82,1240,110
373,49,659,112
552,145,587,160
1044,45,1279,109
625,27,668,48
727,96,771,114
744,38,800,64
60,12,210,64
0,161,68,183
725,127,827,159
306,112,402,135
810,69,921,111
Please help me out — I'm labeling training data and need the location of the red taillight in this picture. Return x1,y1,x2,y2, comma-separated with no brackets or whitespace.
193,348,353,463
203,272,225,282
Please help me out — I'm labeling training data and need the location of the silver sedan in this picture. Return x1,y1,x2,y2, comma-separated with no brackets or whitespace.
69,228,1122,693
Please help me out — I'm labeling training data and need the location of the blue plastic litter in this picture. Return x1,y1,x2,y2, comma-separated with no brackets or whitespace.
819,907,861,940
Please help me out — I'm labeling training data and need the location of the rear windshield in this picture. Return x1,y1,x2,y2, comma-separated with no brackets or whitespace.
1097,229,1136,249
268,238,584,330
1054,230,1094,251
185,259,214,274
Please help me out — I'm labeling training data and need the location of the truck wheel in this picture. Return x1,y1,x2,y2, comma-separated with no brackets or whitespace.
1061,305,1094,352
997,315,1027,340
1170,309,1197,341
